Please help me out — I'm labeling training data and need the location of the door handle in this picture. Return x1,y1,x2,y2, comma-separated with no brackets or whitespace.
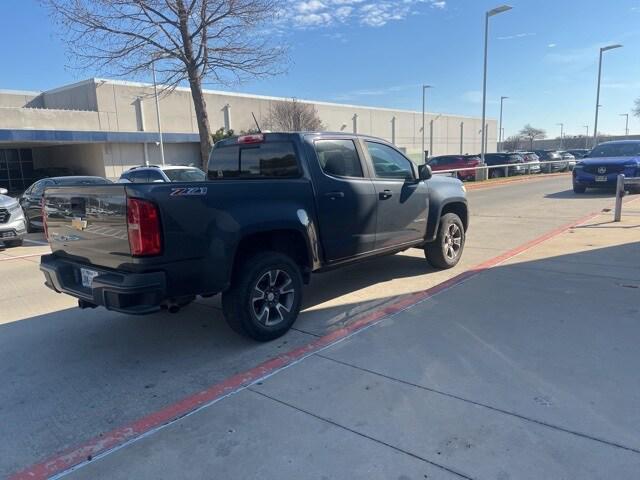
379,190,393,200
324,191,344,200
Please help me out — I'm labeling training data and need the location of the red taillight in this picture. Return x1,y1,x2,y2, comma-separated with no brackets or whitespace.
127,198,162,256
238,134,264,144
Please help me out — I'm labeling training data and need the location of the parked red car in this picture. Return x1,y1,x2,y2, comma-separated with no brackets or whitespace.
427,155,481,181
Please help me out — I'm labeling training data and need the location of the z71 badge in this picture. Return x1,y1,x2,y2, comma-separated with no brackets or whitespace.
170,187,208,196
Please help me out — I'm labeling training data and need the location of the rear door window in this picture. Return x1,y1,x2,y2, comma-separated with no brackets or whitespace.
314,139,363,178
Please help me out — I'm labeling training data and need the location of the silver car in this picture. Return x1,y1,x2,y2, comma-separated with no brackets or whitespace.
0,188,27,247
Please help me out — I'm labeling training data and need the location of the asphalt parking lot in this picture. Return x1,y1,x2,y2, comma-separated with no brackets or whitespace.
1,174,633,478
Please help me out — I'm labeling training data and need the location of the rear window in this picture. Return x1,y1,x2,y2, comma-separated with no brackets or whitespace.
164,168,206,182
208,142,299,179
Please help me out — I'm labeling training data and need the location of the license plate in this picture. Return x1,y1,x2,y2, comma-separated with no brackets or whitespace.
595,175,607,182
81,268,99,288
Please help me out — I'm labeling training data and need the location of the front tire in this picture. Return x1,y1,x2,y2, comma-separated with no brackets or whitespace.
425,213,465,269
573,184,586,194
222,251,303,342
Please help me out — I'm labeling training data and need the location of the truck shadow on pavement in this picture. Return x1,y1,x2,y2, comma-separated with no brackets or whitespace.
544,189,617,199
2,240,640,478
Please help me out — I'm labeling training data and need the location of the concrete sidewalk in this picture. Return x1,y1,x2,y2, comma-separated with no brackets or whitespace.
59,204,640,479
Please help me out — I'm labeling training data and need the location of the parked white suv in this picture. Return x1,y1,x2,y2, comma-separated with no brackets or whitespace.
0,188,27,247
119,165,206,183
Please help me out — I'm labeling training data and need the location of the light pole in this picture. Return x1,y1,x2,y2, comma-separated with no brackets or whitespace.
481,5,512,165
620,113,629,137
556,123,564,149
593,44,623,147
422,85,432,161
498,96,508,151
151,59,166,166
430,113,442,157
583,125,589,149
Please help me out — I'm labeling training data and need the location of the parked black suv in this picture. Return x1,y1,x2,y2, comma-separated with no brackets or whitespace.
40,132,469,341
483,153,526,178
533,150,567,173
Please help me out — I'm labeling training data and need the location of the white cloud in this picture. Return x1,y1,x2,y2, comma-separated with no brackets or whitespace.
333,83,420,101
602,81,640,90
284,0,446,29
547,43,556,48
496,32,536,41
462,90,499,105
296,0,327,13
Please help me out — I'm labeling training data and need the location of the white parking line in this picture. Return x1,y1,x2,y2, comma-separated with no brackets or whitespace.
0,253,44,262
24,239,49,246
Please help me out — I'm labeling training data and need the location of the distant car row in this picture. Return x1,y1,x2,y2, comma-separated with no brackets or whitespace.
427,148,592,180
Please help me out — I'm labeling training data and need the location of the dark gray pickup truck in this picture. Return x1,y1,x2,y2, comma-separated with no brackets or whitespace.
40,132,468,341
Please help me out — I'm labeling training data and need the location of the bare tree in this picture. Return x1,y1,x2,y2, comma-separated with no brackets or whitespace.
502,135,521,152
265,99,325,132
519,124,546,150
633,98,640,119
42,0,286,170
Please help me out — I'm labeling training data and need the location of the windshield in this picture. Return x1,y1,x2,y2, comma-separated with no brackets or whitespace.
163,168,206,182
589,143,640,158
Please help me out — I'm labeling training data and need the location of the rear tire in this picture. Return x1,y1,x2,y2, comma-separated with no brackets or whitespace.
222,251,303,342
573,184,586,194
489,169,503,179
424,213,465,269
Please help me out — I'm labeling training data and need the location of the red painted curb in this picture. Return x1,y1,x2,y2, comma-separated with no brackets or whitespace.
6,209,608,480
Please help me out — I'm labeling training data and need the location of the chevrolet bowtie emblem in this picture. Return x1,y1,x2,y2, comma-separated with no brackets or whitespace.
71,217,88,231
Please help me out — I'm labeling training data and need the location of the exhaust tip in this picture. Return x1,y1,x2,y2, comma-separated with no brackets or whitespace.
167,304,181,314
78,299,98,309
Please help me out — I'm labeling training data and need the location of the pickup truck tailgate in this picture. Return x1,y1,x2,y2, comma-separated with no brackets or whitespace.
44,185,131,267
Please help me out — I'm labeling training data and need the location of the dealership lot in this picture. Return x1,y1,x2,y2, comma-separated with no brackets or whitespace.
1,175,637,478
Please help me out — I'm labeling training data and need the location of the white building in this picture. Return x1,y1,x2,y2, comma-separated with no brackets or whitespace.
0,78,496,191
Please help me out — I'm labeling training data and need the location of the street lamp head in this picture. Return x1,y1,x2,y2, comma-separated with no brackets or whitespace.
501,96,509,100
488,4,512,16
423,85,433,90
601,44,623,52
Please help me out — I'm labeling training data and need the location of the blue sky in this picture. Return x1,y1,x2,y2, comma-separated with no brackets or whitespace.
1,0,639,138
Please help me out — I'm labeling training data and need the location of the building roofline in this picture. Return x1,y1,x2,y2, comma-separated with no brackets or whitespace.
43,78,97,96
0,88,42,96
94,78,493,121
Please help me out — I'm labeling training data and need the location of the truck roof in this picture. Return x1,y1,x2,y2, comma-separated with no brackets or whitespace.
213,131,393,148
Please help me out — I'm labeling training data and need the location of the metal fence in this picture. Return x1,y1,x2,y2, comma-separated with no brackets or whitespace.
430,159,572,181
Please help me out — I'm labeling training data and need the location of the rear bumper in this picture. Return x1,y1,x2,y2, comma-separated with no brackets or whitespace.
40,254,166,314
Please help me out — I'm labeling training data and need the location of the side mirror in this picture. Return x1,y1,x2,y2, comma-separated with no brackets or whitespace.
418,164,432,181
0,188,7,195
